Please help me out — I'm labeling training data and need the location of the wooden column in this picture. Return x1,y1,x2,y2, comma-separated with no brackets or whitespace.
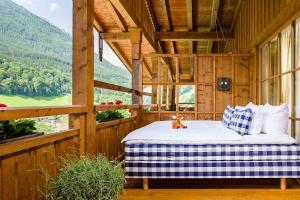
130,28,142,104
71,0,96,154
151,56,158,110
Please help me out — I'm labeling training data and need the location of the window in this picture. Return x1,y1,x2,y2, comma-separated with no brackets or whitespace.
178,86,195,111
281,26,292,72
295,19,300,118
269,38,280,105
142,86,158,112
160,85,176,111
261,44,270,104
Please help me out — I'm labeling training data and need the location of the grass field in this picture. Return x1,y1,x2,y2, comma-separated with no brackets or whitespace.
0,94,71,107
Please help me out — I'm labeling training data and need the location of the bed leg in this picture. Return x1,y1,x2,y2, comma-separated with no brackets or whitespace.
280,178,286,190
143,178,148,191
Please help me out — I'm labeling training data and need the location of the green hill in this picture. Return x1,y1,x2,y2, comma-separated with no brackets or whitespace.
0,0,131,99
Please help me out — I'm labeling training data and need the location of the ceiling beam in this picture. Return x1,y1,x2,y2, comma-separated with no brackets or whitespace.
186,0,193,54
229,0,242,32
208,0,220,53
93,13,105,32
106,1,127,32
109,0,156,51
100,32,130,41
145,0,174,81
156,31,234,41
186,0,193,78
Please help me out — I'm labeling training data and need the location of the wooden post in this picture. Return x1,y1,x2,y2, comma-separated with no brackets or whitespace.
130,28,142,105
143,178,149,191
71,0,96,155
280,178,286,190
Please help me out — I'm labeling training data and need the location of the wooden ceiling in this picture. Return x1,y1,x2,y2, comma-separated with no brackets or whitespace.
94,0,241,77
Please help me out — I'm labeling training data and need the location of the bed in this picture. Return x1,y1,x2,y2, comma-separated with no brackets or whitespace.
122,121,300,190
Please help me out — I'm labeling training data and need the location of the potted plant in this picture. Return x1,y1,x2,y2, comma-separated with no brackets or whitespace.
0,119,43,143
46,155,126,200
96,110,124,122
0,103,43,143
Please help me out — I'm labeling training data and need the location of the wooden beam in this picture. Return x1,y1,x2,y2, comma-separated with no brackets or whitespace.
160,0,172,31
109,0,156,51
156,31,234,41
230,0,242,32
186,0,194,56
0,106,87,121
106,0,127,32
94,80,151,96
100,32,130,41
93,13,105,32
130,28,142,104
186,0,193,31
95,104,139,112
0,129,79,157
145,0,159,31
72,0,96,154
208,0,220,53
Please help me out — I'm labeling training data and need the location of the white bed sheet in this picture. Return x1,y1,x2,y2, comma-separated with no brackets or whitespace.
122,120,296,145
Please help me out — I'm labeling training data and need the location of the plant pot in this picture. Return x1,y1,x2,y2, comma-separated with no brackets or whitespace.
0,133,44,144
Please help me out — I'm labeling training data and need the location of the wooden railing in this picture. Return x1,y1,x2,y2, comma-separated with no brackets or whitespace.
94,80,143,161
0,105,86,200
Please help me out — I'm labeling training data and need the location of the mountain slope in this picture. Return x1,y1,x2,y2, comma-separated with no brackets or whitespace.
0,0,131,97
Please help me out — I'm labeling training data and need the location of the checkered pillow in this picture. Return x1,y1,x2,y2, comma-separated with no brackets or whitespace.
229,108,253,135
222,105,235,127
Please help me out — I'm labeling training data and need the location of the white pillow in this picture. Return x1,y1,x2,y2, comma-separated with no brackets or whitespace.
245,102,263,135
236,103,263,135
261,103,289,135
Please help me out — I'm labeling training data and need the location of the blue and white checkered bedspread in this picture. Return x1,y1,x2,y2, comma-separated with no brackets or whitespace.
125,143,300,178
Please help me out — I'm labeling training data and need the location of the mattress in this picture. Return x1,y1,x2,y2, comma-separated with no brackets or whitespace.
122,121,296,145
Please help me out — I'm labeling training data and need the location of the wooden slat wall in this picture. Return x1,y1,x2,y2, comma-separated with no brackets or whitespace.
96,117,136,160
0,130,80,200
141,54,251,125
233,0,300,54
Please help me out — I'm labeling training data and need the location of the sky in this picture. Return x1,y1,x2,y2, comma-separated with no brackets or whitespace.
12,0,126,70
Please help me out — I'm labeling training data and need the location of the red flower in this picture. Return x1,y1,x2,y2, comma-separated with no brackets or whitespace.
0,103,7,107
99,102,106,105
107,102,114,105
115,100,123,105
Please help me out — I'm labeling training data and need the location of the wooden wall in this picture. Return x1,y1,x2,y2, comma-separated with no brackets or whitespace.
233,0,300,54
0,130,80,200
142,54,251,125
96,117,136,160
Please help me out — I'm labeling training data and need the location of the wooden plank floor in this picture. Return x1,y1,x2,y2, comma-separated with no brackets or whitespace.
121,179,300,200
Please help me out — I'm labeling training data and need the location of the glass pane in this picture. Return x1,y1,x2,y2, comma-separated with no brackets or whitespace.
261,44,270,81
142,86,158,112
281,74,292,116
296,70,300,117
296,18,300,68
269,77,280,105
160,85,176,111
296,121,300,143
270,38,279,76
178,86,195,111
281,26,292,72
261,81,269,104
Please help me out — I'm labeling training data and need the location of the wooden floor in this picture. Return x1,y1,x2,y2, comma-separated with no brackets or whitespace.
121,179,300,200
